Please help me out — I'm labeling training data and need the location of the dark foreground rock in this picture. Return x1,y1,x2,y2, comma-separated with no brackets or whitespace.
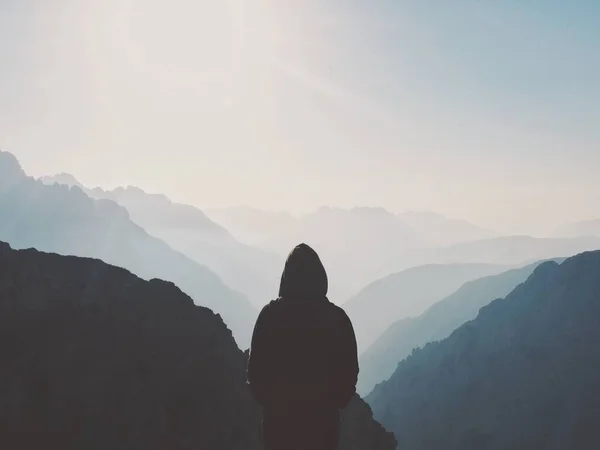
0,243,395,450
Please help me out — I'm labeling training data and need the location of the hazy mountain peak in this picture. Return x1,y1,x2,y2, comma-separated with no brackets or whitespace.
40,172,83,189
80,184,286,308
0,152,257,345
0,150,23,168
83,184,228,234
352,206,394,216
205,207,299,248
397,210,497,246
0,150,26,190
110,186,176,207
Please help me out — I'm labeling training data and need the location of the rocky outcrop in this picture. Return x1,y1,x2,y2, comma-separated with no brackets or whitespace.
0,243,395,450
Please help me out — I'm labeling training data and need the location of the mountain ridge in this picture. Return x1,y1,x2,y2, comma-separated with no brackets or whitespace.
357,259,559,395
1,151,256,347
0,241,396,450
41,174,283,307
367,250,600,450
345,263,511,352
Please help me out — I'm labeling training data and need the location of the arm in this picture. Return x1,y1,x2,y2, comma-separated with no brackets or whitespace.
247,305,273,406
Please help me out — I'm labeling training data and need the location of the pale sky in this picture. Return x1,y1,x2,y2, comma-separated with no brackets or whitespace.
1,0,599,235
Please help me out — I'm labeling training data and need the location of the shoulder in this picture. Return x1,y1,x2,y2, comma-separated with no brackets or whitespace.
327,299,347,316
257,298,283,320
328,302,353,325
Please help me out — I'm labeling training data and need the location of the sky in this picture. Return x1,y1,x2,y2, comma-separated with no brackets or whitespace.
1,0,599,235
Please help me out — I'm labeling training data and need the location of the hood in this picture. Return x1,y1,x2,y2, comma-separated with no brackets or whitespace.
278,243,328,300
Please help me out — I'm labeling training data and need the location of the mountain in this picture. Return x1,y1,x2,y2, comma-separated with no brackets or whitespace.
437,235,600,265
367,251,600,450
0,242,396,450
84,185,230,236
41,177,284,308
397,211,496,246
0,151,256,347
208,207,494,249
261,207,431,301
208,208,600,303
40,173,84,189
388,234,600,275
206,206,299,247
556,218,600,238
357,260,560,395
345,263,509,352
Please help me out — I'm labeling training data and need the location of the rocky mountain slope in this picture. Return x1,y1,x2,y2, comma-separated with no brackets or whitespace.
1,151,256,347
357,260,558,395
0,242,395,450
41,176,283,308
368,251,600,450
345,263,509,352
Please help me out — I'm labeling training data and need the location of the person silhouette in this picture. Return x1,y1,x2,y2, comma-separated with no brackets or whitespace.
247,243,359,450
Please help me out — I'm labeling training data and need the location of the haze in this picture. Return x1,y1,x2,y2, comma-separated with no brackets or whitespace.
1,0,599,235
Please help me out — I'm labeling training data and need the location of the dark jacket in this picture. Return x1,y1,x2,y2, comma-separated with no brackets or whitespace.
247,243,359,418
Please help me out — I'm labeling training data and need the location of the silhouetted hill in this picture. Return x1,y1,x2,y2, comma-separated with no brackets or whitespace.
43,176,284,307
357,260,560,395
0,242,395,450
345,263,509,352
1,151,256,346
368,251,600,450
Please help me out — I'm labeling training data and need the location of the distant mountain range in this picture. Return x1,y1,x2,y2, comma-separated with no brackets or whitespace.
357,260,559,395
206,206,299,247
556,218,600,238
368,251,600,450
397,211,497,246
0,242,396,450
207,207,497,249
207,207,600,303
259,206,430,301
388,234,600,273
345,263,510,352
1,151,256,347
208,206,499,302
41,175,284,308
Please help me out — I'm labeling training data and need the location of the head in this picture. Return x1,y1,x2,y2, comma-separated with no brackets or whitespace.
279,243,328,300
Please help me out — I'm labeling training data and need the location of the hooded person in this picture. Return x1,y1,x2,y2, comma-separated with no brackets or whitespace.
247,243,359,450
